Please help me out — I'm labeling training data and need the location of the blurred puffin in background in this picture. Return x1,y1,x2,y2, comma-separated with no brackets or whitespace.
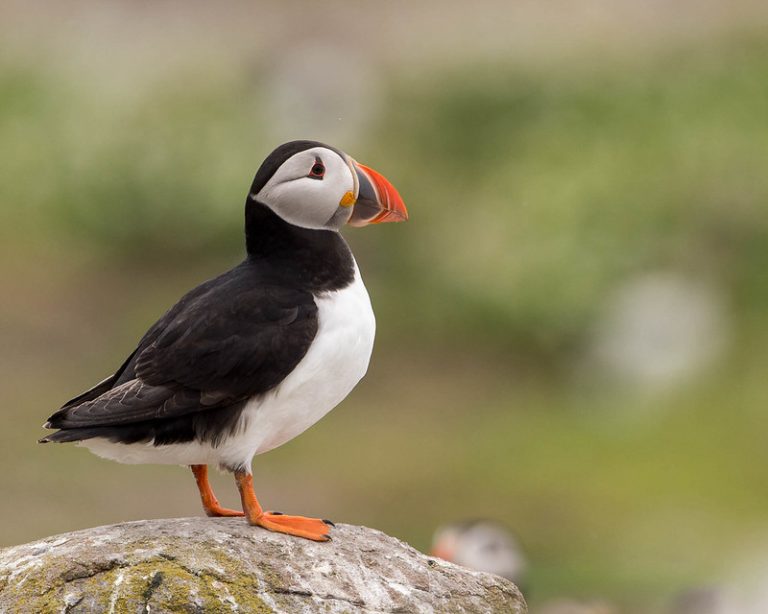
40,140,408,542
432,520,620,614
431,519,529,587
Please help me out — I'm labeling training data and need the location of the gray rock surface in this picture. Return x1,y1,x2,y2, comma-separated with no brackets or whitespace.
0,518,526,613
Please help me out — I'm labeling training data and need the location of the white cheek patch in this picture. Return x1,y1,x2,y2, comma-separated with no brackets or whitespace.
254,147,355,230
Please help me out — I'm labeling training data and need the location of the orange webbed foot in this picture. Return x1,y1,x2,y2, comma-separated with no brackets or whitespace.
204,504,245,518
191,464,245,518
233,469,333,542
251,512,333,542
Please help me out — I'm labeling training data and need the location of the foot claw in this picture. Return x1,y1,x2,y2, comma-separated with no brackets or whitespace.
322,519,335,527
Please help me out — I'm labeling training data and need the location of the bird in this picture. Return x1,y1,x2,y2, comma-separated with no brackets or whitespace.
431,520,528,586
40,140,408,542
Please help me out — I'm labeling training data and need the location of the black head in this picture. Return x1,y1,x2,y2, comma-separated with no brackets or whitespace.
249,140,345,195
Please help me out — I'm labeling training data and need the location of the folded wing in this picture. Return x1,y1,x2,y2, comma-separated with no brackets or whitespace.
45,266,318,435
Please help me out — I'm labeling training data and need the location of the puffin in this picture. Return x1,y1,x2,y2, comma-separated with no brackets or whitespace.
40,140,408,542
431,520,528,586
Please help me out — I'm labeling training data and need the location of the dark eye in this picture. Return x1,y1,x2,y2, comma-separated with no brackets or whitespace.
308,159,325,179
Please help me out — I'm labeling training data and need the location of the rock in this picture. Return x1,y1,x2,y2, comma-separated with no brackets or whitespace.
0,518,526,613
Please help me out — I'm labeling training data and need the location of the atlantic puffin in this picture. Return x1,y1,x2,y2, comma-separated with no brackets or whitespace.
431,520,528,585
40,140,408,542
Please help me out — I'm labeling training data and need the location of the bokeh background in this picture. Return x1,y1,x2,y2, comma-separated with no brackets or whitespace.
2,1,768,611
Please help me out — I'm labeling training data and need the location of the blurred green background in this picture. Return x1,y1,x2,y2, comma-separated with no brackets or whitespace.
2,2,768,611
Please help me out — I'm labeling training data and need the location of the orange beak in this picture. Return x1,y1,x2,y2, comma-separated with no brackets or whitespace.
430,545,454,562
348,161,408,227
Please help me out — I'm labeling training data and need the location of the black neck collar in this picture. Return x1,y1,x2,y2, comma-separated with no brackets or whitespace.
244,199,355,292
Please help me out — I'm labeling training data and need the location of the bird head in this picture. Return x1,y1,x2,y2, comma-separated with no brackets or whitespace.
248,140,408,231
431,520,528,585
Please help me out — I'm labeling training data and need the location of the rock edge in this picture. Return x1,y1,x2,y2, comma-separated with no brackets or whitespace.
0,518,526,613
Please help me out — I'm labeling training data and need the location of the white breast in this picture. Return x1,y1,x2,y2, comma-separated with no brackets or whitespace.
223,263,376,464
83,263,376,469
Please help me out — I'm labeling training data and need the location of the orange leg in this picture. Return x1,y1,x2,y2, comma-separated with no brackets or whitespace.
234,469,332,542
191,465,245,517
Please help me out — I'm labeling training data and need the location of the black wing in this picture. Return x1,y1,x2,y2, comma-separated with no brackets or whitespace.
45,263,318,432
57,350,139,410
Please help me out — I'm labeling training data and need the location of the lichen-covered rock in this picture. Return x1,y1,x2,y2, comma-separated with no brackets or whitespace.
0,518,526,613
